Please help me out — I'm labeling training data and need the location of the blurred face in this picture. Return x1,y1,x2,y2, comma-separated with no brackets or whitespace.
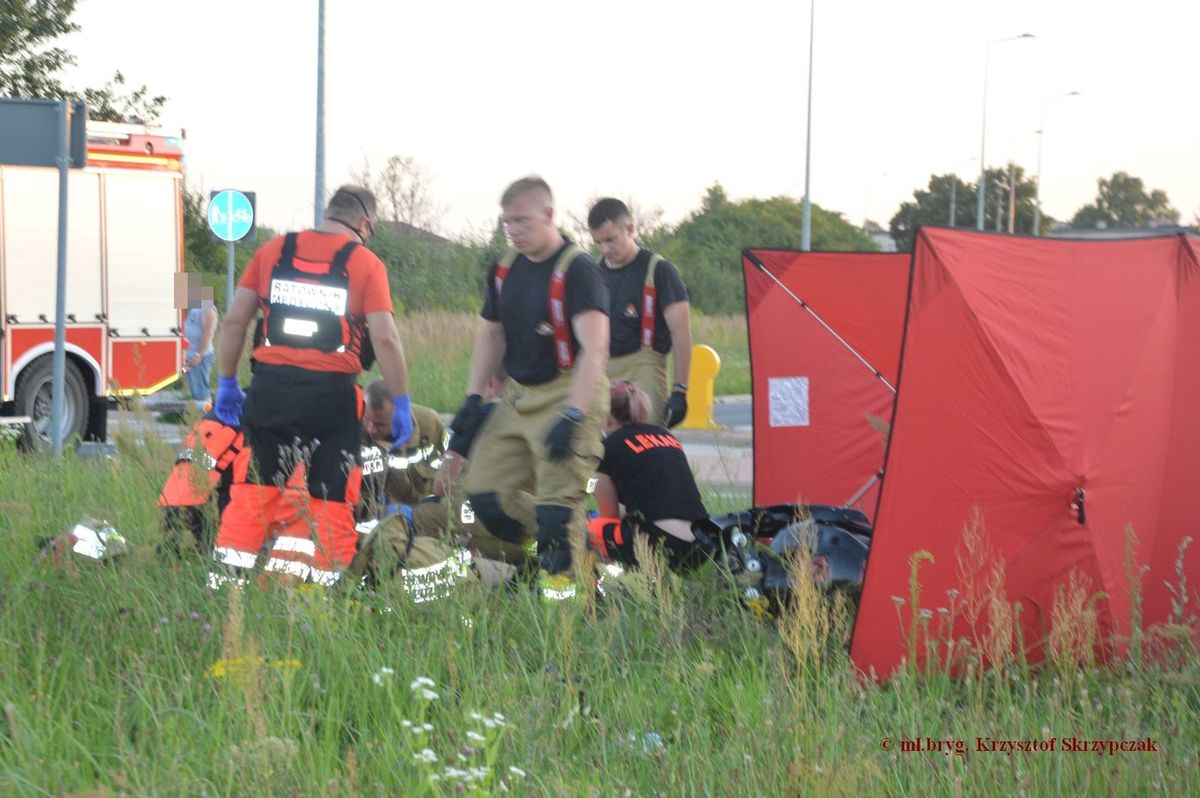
363,401,393,441
501,191,555,257
173,273,212,309
590,220,638,267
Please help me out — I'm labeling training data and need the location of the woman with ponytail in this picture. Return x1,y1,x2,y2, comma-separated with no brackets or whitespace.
589,380,719,571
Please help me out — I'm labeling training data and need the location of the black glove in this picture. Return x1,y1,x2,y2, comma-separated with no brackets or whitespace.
664,388,688,428
544,405,582,461
450,394,485,444
448,403,494,456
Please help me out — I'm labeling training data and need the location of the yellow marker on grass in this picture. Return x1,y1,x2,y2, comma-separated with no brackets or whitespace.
680,345,722,430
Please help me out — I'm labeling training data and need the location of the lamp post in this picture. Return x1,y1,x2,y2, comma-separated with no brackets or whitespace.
313,0,326,227
800,0,816,251
976,33,1034,231
1032,91,1081,235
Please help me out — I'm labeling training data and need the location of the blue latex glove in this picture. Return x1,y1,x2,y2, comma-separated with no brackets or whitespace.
214,376,245,426
386,502,415,526
390,393,413,451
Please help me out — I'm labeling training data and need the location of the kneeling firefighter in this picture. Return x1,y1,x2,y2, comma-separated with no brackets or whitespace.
344,380,474,600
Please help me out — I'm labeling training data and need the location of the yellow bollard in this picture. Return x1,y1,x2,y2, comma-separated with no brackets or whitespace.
680,344,722,430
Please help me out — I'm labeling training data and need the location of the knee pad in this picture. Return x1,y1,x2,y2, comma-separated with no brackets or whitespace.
469,492,527,544
536,504,574,574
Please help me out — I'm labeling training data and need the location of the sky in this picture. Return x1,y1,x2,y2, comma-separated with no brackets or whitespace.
62,0,1200,239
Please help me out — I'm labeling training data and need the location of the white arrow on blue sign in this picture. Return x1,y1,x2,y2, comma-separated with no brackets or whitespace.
207,189,255,242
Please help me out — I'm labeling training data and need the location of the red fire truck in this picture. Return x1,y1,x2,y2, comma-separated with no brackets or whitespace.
1,121,185,449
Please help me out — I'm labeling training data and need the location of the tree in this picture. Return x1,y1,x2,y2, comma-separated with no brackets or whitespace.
1071,172,1179,229
659,185,876,314
350,154,445,233
889,164,1044,251
0,0,79,98
82,70,167,123
3,4,165,123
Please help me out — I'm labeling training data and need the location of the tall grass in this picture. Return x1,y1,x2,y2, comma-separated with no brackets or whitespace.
0,440,1196,796
384,312,750,413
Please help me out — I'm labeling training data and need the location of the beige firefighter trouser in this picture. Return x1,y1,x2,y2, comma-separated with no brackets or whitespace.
463,370,608,556
346,515,475,586
412,496,534,564
609,347,669,424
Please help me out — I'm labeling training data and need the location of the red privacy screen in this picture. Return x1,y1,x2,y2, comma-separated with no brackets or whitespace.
742,248,909,518
850,230,1200,680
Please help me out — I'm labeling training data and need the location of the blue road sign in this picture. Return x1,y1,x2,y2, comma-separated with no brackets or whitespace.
207,189,255,242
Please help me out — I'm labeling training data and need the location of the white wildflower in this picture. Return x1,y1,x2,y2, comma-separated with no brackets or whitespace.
470,711,483,721
467,731,486,743
402,720,413,728
509,766,526,778
410,676,436,690
422,723,433,732
414,748,438,764
420,688,439,701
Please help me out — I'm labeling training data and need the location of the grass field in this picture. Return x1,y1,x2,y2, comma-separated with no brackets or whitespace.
0,432,1196,797
388,312,750,414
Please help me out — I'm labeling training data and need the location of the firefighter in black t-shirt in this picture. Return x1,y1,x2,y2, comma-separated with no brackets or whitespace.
589,380,718,571
449,177,610,600
588,198,692,427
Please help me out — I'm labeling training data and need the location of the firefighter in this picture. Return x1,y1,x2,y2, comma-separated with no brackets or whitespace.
450,177,610,600
430,377,537,584
588,380,720,572
157,411,244,557
346,380,474,598
588,198,692,427
209,185,413,588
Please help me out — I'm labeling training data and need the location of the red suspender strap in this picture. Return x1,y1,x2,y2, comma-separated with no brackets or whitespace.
494,245,580,371
494,248,519,297
550,243,582,370
641,254,662,349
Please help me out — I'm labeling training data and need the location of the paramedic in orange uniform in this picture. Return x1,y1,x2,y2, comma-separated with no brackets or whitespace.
209,186,412,587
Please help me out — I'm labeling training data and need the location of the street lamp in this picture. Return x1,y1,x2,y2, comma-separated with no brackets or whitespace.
976,33,1035,231
1032,91,1081,235
314,0,326,227
800,0,816,251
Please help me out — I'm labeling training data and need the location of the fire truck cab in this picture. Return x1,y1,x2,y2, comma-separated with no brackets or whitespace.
0,120,185,450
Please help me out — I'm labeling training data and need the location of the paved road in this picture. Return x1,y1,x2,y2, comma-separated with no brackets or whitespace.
102,393,757,498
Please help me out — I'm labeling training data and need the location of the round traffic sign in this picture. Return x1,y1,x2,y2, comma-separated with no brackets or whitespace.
207,189,254,242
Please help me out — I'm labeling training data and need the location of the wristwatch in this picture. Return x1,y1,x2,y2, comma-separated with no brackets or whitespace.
561,405,584,423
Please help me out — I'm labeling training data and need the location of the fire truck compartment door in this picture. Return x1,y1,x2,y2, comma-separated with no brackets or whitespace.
104,172,181,335
0,167,103,322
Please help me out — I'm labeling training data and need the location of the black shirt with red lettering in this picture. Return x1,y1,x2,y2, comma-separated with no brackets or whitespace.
603,248,688,357
598,423,707,523
481,241,609,386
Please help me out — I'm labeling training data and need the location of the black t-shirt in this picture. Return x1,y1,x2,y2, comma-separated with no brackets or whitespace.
481,242,609,385
603,248,688,357
598,423,707,523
